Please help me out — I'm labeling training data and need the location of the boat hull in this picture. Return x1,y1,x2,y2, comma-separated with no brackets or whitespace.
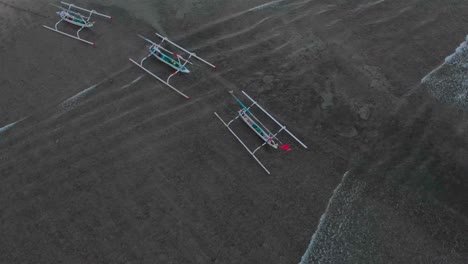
239,110,278,148
58,11,93,28
150,46,190,73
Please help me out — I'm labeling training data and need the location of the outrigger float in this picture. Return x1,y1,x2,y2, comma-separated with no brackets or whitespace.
129,33,216,99
214,91,307,174
43,1,112,46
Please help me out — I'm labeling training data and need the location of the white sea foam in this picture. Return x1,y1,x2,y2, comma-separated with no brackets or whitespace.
0,121,18,134
0,117,27,135
299,171,356,264
422,35,468,109
61,84,97,110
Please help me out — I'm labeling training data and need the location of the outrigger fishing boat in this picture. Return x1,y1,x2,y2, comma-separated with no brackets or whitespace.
215,91,308,174
149,45,190,73
129,33,216,99
43,1,112,46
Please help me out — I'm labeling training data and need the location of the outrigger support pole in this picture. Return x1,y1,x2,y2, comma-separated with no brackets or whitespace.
128,58,190,99
155,33,216,69
60,2,112,19
241,91,308,149
167,52,194,83
43,25,95,46
138,35,194,66
130,33,217,99
43,5,93,45
214,112,271,174
43,2,112,46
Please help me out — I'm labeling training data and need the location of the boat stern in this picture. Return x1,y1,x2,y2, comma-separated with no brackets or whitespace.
267,138,279,149
180,67,190,73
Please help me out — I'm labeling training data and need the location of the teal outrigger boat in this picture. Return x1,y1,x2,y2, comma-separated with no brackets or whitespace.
150,45,190,73
43,1,112,46
129,33,216,99
214,91,308,174
57,10,94,28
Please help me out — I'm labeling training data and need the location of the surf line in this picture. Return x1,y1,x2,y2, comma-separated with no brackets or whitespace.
248,0,285,12
299,170,354,264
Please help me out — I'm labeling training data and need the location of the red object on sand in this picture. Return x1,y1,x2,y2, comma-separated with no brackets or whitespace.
281,144,291,151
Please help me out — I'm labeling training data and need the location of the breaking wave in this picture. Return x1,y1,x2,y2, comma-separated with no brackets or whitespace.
422,35,468,109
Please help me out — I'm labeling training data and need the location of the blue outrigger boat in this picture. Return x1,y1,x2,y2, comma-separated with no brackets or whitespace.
129,33,216,99
150,45,190,73
43,1,112,46
214,91,308,174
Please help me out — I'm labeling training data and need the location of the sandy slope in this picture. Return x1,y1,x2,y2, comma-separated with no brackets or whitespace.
0,0,467,263
0,1,342,263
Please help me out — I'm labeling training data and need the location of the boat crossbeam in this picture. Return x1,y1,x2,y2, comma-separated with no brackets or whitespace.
227,115,240,126
166,52,194,83
129,58,190,99
214,91,308,174
252,142,268,154
155,32,216,69
43,2,111,46
241,91,308,149
214,112,271,174
60,2,112,19
140,52,153,65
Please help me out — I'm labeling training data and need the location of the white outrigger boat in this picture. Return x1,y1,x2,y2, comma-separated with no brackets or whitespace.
129,33,216,99
214,91,307,174
43,1,112,46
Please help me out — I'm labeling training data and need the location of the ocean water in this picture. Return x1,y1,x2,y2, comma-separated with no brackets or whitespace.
299,33,468,263
422,35,468,109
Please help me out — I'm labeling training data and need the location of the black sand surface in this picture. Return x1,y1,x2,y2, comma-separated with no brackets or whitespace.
0,0,467,263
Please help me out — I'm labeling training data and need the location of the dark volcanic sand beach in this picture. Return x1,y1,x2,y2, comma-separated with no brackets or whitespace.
0,0,467,263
